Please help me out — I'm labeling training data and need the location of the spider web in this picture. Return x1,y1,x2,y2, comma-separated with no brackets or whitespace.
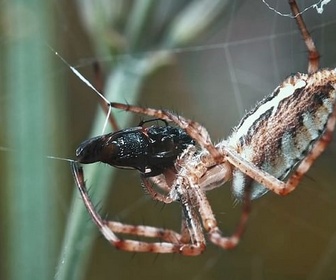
1,1,336,280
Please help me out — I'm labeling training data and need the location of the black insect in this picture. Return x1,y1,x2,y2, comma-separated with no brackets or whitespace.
75,119,195,177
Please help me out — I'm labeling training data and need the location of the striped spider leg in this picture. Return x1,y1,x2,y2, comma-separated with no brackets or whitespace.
71,0,336,255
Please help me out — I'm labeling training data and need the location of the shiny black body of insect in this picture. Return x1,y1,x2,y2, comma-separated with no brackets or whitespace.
75,120,195,177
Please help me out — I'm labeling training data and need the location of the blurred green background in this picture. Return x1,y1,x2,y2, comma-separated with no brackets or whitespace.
1,1,336,280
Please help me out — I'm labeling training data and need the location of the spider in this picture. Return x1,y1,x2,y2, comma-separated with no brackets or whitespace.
71,0,336,256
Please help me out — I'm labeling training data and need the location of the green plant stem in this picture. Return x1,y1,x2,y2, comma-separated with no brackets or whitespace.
4,1,57,280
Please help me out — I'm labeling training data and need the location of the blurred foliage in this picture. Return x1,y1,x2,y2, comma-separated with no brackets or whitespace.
2,0,60,279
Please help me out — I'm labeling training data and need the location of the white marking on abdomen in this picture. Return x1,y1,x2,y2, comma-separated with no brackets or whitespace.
235,79,306,140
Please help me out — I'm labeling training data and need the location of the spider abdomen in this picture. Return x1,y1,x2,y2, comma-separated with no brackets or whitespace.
229,69,336,199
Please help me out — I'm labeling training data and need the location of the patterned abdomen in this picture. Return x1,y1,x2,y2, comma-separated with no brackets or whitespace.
228,69,336,199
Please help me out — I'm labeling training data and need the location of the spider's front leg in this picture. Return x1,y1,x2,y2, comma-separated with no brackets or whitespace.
71,162,206,255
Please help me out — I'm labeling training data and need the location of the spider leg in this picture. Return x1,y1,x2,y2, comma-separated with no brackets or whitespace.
289,0,320,73
139,174,207,250
175,178,207,253
179,217,192,244
189,179,252,249
71,161,206,255
147,175,171,192
106,221,182,244
140,175,174,203
140,165,182,202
